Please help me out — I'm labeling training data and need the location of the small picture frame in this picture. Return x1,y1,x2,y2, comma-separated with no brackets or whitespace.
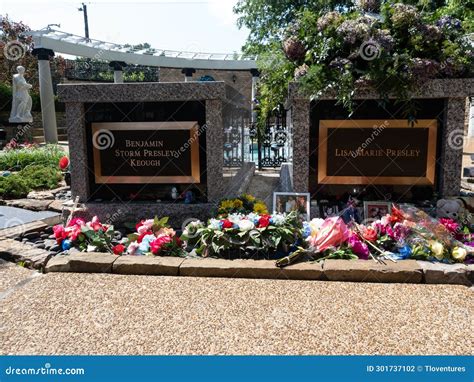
363,201,392,220
273,192,310,221
320,204,340,218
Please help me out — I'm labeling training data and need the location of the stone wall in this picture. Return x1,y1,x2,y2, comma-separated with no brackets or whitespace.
159,68,253,105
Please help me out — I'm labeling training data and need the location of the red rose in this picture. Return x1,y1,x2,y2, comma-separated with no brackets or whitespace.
59,156,69,170
257,215,270,228
53,224,67,243
362,227,378,242
221,219,233,229
112,244,125,255
135,220,144,231
150,235,172,255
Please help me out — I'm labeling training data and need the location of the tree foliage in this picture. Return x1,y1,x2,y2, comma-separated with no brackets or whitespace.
234,1,474,120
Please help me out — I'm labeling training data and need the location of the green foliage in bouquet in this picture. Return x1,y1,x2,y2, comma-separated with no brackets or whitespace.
79,224,116,252
181,211,303,258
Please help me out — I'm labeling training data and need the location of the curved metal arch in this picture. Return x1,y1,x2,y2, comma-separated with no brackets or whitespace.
26,28,258,70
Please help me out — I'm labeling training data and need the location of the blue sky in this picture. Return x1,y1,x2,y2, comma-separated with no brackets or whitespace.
2,0,250,54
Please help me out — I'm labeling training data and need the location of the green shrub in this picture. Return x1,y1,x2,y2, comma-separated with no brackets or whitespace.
0,164,63,199
0,174,31,198
0,145,65,171
0,83,12,113
20,165,62,190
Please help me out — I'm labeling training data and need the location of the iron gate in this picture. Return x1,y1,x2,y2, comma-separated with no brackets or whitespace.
223,106,290,169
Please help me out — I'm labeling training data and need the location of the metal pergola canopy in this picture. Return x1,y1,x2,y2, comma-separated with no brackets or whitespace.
26,28,258,70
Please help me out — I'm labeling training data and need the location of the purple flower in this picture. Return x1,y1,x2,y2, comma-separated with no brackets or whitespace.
418,24,442,43
336,18,372,45
348,233,369,260
373,29,395,51
391,222,411,242
436,15,462,31
440,58,465,77
409,58,440,80
317,11,342,31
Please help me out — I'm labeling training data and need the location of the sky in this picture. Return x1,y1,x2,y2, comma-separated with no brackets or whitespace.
1,0,250,54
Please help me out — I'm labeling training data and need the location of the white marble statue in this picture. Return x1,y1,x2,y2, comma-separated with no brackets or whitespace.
9,66,33,123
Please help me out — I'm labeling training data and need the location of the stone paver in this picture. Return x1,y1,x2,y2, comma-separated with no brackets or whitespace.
0,271,471,355
0,239,53,269
180,258,323,280
323,259,423,283
113,256,184,276
417,261,471,286
44,253,118,273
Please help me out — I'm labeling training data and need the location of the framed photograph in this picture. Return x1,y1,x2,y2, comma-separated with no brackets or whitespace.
273,192,310,221
320,204,340,219
363,201,392,220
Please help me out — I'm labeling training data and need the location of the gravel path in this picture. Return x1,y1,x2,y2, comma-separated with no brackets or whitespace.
0,271,471,355
0,259,35,293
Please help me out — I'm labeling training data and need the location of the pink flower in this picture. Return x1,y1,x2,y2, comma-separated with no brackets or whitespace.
150,235,173,255
68,217,85,227
67,225,82,241
127,241,139,255
88,216,103,231
391,222,410,241
307,217,350,251
439,218,459,233
137,225,150,235
348,233,369,259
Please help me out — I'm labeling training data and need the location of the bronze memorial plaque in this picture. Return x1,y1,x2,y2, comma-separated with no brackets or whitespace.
92,121,201,184
318,119,437,185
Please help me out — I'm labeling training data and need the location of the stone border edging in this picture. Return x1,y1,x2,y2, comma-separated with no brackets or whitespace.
43,253,473,286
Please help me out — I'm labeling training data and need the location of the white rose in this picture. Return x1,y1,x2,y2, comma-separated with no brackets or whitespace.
270,213,285,226
208,219,221,230
428,240,445,260
238,219,255,231
451,247,467,262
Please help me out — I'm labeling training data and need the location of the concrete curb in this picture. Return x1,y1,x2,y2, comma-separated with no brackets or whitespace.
41,253,473,286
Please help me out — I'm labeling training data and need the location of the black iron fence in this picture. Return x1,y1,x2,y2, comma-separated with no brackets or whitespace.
64,59,160,82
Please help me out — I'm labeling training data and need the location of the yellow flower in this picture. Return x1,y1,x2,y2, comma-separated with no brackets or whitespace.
219,200,235,210
233,199,243,209
242,193,256,202
253,202,268,214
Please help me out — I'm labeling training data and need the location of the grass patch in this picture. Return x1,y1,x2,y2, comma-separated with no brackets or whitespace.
0,145,65,171
0,165,63,199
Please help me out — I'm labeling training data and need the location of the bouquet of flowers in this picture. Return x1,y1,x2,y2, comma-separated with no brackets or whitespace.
276,217,353,267
181,211,302,258
217,194,268,216
357,205,473,263
53,216,115,252
122,216,184,256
